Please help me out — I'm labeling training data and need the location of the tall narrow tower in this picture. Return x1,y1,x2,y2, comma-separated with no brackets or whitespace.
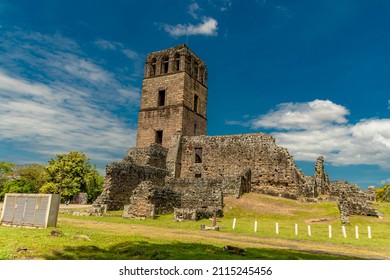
136,44,208,148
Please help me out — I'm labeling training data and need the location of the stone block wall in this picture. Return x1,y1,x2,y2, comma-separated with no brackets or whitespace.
122,181,181,219
332,181,382,218
177,133,305,198
137,44,208,149
71,192,88,205
166,178,223,209
174,208,223,221
91,158,168,211
127,144,168,169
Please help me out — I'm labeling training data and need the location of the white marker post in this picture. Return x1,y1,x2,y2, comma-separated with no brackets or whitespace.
342,225,347,238
328,225,332,238
232,218,236,230
276,222,279,235
307,225,311,237
295,223,298,236
254,221,258,232
368,226,372,239
355,226,359,239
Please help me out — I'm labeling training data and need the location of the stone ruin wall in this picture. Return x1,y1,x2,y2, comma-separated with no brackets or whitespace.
176,133,306,199
92,132,381,220
332,180,382,218
166,168,251,198
91,156,168,211
127,144,168,169
123,181,181,219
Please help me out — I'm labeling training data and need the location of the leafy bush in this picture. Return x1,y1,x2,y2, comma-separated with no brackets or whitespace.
376,185,390,202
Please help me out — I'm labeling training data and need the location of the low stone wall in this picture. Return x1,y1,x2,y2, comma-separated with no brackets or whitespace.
333,181,383,219
253,185,301,200
91,158,168,211
166,178,223,209
174,207,223,221
71,192,88,205
123,181,181,219
166,169,250,199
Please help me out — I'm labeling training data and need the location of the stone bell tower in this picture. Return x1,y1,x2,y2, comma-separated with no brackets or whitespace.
136,44,208,149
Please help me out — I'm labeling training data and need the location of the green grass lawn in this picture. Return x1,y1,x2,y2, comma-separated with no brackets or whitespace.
0,193,389,260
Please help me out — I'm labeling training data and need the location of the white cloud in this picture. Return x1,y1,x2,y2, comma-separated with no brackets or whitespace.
95,38,141,60
189,2,201,19
94,38,143,76
380,178,390,185
0,70,52,97
0,29,140,165
162,17,218,37
230,99,390,169
62,56,113,83
212,0,232,12
252,99,349,130
94,39,118,50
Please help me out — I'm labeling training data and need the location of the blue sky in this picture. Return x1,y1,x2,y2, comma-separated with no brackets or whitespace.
0,0,389,188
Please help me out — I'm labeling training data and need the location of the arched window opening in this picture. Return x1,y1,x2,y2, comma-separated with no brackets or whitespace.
193,61,199,78
199,67,204,84
174,53,180,71
162,56,169,74
151,57,157,76
195,148,203,163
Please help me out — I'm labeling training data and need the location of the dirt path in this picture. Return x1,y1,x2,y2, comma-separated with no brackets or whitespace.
59,217,390,260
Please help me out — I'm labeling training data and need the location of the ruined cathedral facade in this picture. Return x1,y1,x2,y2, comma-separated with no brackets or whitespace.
91,45,380,220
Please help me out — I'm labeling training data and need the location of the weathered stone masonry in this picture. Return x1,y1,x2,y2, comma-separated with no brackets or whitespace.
91,44,382,220
170,132,305,199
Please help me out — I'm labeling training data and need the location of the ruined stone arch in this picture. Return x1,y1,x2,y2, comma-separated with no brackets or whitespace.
150,57,157,76
198,66,205,84
174,53,181,72
161,56,169,74
193,60,199,79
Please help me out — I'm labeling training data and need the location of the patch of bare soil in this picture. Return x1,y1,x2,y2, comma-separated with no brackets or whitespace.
224,193,305,216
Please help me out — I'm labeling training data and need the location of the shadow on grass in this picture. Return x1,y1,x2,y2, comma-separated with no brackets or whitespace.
45,241,359,260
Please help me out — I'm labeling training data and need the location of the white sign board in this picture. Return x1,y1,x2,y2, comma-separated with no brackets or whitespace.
1,193,60,228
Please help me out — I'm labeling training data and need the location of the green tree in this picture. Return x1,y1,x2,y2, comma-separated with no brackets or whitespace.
376,185,390,202
1,179,36,197
0,163,47,199
40,152,103,202
0,162,14,199
0,161,14,178
85,169,104,203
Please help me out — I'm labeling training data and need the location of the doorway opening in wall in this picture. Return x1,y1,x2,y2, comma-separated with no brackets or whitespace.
195,173,202,178
155,130,163,145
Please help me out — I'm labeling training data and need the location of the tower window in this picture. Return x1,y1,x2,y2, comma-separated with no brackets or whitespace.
162,56,169,74
174,53,180,71
158,90,166,106
195,148,203,163
193,94,199,113
155,130,163,145
194,122,197,134
151,58,157,76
